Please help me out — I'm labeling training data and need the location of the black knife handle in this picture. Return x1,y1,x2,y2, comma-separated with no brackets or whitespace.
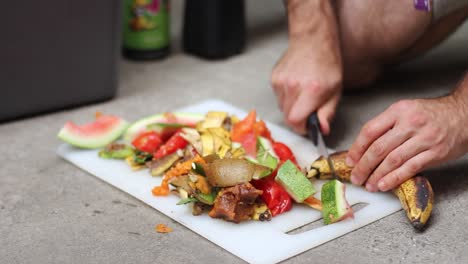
306,112,320,146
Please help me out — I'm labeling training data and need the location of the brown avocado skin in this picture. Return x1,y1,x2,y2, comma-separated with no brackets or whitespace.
307,150,434,231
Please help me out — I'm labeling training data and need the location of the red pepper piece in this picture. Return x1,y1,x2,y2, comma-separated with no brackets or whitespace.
153,132,187,159
253,120,273,141
252,175,292,217
231,110,257,142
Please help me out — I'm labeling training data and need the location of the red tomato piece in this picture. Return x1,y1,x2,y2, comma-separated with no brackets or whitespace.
131,131,163,153
153,132,188,159
273,142,298,164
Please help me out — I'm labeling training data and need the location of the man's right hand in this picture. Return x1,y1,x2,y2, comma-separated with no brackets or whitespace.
271,0,343,135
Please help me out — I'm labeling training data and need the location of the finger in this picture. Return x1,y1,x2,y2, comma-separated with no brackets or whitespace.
271,71,285,110
278,86,285,110
283,80,300,118
287,83,326,135
351,127,411,188
377,150,434,192
288,82,324,123
272,78,281,95
317,91,340,135
347,108,397,169
365,135,429,191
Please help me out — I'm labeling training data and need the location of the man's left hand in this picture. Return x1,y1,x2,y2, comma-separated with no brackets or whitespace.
346,97,468,192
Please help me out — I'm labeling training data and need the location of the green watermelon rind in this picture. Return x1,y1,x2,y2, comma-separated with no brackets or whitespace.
58,119,129,149
123,112,204,143
321,179,353,225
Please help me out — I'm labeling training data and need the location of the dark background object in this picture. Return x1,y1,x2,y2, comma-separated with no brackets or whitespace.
122,0,170,61
183,0,246,59
0,0,121,122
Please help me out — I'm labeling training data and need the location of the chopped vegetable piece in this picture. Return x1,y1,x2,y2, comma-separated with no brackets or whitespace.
200,133,214,156
257,136,277,157
58,114,129,149
208,183,263,223
321,179,354,224
149,153,181,176
170,175,216,205
194,176,211,194
229,144,245,159
176,197,198,205
275,160,316,203
207,127,231,158
257,152,278,170
98,143,134,159
231,110,257,142
180,128,202,154
205,159,254,187
194,191,216,205
132,150,153,165
155,223,173,233
204,158,269,187
200,111,228,130
147,123,187,141
124,112,203,143
251,164,272,180
131,131,162,153
152,155,206,196
253,120,273,141
252,203,272,221
203,154,220,163
303,196,323,211
153,132,188,159
252,176,292,217
256,136,279,170
239,132,257,157
191,162,206,176
273,142,298,164
170,175,192,191
125,156,146,171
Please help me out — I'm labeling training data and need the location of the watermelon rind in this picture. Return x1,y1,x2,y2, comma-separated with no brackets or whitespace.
58,118,129,149
123,112,204,143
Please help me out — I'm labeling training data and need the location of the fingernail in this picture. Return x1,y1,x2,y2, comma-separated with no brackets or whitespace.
378,180,386,191
346,156,355,167
350,174,359,185
366,183,376,192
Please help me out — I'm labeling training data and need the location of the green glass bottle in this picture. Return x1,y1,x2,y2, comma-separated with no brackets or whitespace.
122,0,170,60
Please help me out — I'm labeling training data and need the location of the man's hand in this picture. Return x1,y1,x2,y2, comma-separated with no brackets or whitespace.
347,86,468,192
271,0,342,135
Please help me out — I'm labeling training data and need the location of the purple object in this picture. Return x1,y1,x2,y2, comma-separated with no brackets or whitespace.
414,0,431,11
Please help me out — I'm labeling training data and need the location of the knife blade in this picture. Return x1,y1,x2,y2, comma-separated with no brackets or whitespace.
306,112,339,181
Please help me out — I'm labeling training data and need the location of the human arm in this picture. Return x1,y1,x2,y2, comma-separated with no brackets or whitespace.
271,0,343,135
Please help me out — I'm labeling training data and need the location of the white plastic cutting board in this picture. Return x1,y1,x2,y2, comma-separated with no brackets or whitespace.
57,99,402,264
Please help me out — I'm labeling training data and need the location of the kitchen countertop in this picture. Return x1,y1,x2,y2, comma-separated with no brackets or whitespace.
2,1,468,263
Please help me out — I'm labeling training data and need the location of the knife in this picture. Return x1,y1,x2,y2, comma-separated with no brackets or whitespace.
306,112,339,181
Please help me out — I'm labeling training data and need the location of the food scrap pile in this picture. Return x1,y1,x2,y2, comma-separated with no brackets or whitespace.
58,110,354,224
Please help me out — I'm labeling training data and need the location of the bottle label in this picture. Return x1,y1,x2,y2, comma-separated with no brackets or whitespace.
123,0,170,50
